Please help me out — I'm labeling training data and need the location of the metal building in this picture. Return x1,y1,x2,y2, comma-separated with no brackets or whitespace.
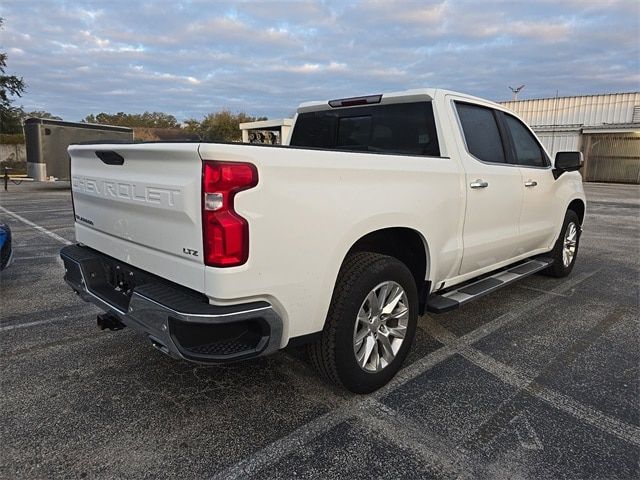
500,92,640,184
24,118,133,181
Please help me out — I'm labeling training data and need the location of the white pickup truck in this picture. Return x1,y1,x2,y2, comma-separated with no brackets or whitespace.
60,89,585,393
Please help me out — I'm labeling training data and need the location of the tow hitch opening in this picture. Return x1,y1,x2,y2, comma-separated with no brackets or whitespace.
96,312,126,331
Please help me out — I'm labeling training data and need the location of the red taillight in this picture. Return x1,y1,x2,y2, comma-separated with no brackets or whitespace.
202,161,258,267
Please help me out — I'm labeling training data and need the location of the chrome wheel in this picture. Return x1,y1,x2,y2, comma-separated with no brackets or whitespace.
562,222,578,267
353,281,409,372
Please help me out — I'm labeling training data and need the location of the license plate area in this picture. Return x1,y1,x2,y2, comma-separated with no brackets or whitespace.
83,257,149,312
105,263,137,296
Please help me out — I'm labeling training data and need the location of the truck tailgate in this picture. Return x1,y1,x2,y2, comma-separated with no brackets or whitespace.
68,143,204,291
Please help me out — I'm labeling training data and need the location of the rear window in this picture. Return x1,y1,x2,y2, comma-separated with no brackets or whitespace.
290,102,440,157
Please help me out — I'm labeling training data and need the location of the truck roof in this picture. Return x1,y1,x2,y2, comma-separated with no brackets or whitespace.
296,88,503,113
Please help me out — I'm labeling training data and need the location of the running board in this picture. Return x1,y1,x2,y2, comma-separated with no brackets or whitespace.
426,257,554,313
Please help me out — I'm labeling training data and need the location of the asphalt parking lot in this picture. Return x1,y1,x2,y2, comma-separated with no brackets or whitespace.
1,181,639,479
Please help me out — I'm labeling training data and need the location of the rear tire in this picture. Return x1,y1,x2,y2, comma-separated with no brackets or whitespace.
308,252,418,393
544,210,581,278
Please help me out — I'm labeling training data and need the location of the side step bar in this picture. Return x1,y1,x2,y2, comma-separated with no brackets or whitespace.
426,257,554,313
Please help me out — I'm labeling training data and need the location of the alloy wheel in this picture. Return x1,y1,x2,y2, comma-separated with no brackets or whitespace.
353,281,409,372
563,222,578,267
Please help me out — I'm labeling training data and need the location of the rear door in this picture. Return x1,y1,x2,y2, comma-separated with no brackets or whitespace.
450,99,523,275
69,143,205,289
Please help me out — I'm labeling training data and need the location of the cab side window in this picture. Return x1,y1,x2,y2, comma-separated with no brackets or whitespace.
455,102,506,164
503,114,548,167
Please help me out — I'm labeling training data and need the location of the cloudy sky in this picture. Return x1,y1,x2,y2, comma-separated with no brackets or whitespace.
1,0,638,122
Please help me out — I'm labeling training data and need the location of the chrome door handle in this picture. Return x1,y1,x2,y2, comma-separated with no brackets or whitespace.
524,180,538,187
470,179,489,189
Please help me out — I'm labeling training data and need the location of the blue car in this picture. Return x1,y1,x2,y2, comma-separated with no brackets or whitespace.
0,223,12,270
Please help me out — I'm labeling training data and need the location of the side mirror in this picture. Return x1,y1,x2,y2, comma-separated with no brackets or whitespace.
553,151,583,179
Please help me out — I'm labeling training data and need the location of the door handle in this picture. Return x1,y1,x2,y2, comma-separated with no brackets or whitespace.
470,179,489,189
95,150,124,166
524,180,538,187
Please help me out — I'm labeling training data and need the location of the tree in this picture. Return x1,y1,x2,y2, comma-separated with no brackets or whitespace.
82,111,180,128
1,106,23,134
0,17,27,134
1,108,63,133
196,110,267,142
182,118,203,139
25,110,62,120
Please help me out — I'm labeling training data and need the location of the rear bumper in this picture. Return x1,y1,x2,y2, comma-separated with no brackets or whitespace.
60,244,283,363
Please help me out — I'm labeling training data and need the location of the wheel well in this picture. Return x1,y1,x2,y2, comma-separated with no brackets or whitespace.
568,199,585,225
347,227,429,311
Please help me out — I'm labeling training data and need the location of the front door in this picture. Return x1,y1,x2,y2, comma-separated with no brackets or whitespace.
500,112,558,254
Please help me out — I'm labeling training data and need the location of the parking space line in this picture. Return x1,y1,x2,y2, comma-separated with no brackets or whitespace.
447,269,599,347
10,255,59,261
9,208,70,214
211,408,354,479
0,332,103,360
13,243,68,248
212,269,600,479
0,205,72,245
0,309,92,333
459,347,640,448
516,284,571,297
424,315,640,448
0,318,72,332
358,400,472,477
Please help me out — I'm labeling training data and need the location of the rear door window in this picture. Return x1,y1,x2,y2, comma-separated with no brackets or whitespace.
290,102,440,156
455,102,506,164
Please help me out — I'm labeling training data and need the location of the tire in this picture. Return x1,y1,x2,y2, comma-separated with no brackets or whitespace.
308,252,418,393
544,209,581,278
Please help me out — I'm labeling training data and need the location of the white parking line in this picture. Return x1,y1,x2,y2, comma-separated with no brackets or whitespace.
9,208,69,214
459,346,640,448
10,255,59,261
0,318,65,332
424,314,640,448
0,308,94,333
516,284,571,297
0,205,72,245
211,269,600,480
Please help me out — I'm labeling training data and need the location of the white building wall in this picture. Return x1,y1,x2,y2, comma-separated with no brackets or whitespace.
535,131,581,158
500,92,640,127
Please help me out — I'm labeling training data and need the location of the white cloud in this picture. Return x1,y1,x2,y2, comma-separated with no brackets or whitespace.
80,30,110,48
0,0,637,121
270,62,348,74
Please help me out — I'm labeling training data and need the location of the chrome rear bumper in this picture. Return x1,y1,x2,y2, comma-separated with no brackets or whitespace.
60,244,283,363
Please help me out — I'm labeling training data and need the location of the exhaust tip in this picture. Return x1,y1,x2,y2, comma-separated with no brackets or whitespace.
149,336,170,355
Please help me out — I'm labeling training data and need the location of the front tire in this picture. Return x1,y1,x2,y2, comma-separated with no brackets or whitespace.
544,210,581,278
308,252,418,393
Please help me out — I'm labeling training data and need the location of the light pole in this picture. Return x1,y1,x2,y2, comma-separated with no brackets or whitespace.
509,84,525,101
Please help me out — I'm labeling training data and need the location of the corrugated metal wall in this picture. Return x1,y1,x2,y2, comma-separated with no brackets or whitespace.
500,92,640,183
535,131,581,158
500,92,640,127
582,133,640,184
